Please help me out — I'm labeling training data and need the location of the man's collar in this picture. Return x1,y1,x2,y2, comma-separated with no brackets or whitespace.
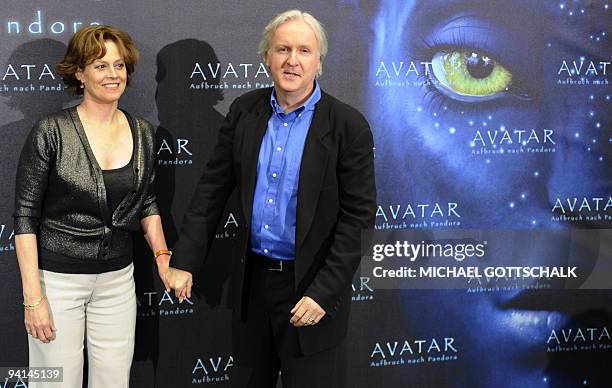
270,81,321,115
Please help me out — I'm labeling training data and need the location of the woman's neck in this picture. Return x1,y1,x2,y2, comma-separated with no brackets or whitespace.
77,99,120,125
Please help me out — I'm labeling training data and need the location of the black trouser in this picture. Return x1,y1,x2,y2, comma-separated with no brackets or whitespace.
231,252,347,388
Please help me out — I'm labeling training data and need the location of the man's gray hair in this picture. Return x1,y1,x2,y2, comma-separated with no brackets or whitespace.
258,9,328,77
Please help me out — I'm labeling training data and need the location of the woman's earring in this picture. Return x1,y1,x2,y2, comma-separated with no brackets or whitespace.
80,82,85,89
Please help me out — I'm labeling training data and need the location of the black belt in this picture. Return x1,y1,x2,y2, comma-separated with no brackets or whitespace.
250,251,294,272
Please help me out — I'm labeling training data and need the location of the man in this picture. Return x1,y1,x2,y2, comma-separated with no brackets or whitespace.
167,9,375,388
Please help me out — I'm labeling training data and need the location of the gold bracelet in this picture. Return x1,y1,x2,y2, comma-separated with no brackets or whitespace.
23,295,45,310
154,249,172,260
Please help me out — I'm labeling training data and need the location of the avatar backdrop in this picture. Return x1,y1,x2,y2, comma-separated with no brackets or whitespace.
0,1,610,387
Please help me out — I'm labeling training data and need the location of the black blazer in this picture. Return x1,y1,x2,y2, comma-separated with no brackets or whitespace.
173,87,376,355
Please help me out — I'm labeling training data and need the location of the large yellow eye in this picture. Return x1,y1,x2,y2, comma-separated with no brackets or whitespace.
431,50,512,102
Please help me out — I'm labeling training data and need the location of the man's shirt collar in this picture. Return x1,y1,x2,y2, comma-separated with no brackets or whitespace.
270,81,321,116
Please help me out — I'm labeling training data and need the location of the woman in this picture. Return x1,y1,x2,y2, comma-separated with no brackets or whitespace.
13,25,171,387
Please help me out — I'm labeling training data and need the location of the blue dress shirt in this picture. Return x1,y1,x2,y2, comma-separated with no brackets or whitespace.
250,82,322,260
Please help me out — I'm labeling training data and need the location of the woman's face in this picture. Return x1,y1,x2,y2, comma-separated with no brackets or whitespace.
76,40,127,105
367,0,611,386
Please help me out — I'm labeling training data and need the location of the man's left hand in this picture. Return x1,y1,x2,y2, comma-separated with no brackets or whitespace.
290,296,326,327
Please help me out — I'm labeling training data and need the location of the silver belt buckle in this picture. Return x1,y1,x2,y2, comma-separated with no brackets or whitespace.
270,260,283,271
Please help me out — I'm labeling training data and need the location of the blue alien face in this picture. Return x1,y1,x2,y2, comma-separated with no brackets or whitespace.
365,0,611,386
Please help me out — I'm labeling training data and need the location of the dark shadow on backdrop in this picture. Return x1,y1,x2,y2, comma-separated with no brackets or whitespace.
0,39,74,210
153,38,234,306
121,40,157,120
0,38,73,367
132,39,235,387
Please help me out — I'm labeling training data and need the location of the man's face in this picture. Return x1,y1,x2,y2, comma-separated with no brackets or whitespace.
265,19,320,102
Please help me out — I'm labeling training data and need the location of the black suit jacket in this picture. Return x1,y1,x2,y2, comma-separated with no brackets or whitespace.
172,87,376,355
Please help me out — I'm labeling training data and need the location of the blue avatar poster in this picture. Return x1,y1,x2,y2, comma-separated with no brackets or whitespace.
360,0,611,387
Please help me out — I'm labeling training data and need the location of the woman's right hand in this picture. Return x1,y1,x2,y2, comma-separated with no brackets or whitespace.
24,298,56,343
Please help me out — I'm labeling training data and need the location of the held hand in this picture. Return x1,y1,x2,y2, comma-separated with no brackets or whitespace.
290,296,326,327
155,254,171,291
166,267,193,303
24,298,56,343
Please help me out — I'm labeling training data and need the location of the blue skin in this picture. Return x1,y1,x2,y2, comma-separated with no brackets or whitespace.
367,1,611,387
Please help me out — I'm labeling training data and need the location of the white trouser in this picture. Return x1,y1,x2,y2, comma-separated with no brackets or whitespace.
28,263,136,388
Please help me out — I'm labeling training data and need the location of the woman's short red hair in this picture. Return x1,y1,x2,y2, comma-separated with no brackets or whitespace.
57,25,139,94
